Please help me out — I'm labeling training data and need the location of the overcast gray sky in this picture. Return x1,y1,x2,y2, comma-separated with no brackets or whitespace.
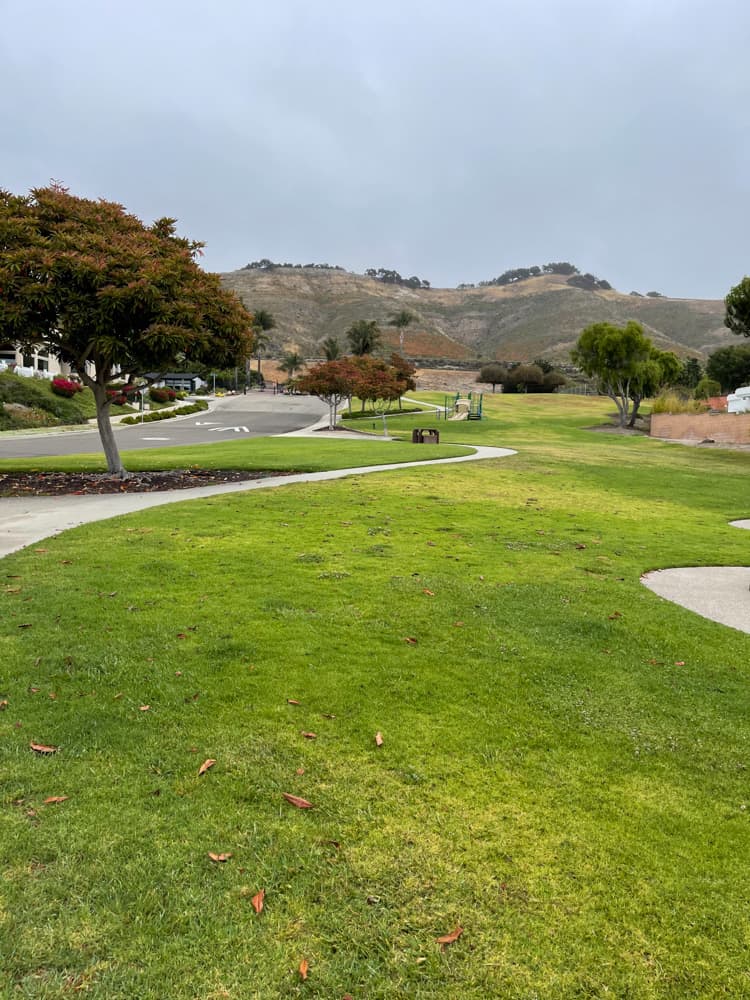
2,0,749,298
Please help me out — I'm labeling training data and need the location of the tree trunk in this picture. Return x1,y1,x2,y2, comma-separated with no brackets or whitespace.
93,384,129,478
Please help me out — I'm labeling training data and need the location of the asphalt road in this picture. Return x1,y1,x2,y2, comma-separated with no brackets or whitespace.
0,392,329,459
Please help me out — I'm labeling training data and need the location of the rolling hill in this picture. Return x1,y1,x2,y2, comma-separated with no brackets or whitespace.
219,266,734,363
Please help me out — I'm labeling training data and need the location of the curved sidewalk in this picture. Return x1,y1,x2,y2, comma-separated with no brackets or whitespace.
0,445,514,559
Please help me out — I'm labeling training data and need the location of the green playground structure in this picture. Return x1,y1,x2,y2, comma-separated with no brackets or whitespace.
443,391,483,420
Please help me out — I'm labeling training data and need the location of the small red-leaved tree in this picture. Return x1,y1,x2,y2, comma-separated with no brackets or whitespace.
0,184,253,477
295,358,360,429
350,355,403,412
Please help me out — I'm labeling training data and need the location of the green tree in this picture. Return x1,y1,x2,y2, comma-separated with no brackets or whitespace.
695,377,721,400
346,319,381,356
571,321,654,426
0,184,251,476
387,310,416,353
725,277,750,337
627,348,681,425
250,309,276,376
320,336,341,361
505,363,544,393
706,344,750,392
677,357,703,388
542,370,567,391
477,363,508,393
278,351,303,378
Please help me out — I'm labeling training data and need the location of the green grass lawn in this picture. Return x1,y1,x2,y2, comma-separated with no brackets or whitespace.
2,395,750,998
0,437,472,475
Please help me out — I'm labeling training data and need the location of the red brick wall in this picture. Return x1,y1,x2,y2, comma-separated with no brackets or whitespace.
651,412,750,443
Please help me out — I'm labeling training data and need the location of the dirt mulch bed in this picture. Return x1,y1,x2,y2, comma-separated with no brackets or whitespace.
0,469,295,497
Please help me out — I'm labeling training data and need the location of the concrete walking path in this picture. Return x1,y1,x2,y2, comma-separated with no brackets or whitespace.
0,445,515,559
641,520,750,635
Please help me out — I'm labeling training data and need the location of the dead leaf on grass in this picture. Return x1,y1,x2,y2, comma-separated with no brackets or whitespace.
30,742,59,754
251,888,265,913
0,700,8,710
208,851,232,863
375,732,384,747
423,589,435,597
198,759,216,776
436,925,464,950
18,623,33,629
139,705,150,712
298,959,309,981
287,698,301,705
608,611,622,620
403,636,418,645
301,731,317,740
43,796,68,805
283,792,313,809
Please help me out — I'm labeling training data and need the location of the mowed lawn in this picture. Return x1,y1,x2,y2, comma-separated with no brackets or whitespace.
1,394,750,998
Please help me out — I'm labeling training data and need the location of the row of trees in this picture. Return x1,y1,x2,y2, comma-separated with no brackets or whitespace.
364,268,430,289
295,354,416,428
477,362,567,394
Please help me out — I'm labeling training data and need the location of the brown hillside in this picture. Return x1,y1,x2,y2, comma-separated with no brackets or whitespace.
220,267,734,362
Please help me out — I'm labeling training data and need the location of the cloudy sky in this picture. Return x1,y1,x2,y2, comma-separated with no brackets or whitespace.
3,0,749,298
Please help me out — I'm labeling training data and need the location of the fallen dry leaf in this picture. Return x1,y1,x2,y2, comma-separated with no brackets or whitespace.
608,611,622,620
298,959,309,981
301,731,317,740
18,623,33,629
437,925,464,950
453,621,464,627
575,543,587,550
251,888,265,913
30,742,59,754
296,767,305,775
283,792,314,809
423,588,435,596
208,851,232,863
176,632,187,639
674,660,686,666
375,732,384,747
321,713,336,719
43,796,68,805
287,698,301,705
175,670,182,677
0,700,8,710
34,548,48,554
198,759,216,776
48,692,57,700
403,636,418,645
139,705,150,712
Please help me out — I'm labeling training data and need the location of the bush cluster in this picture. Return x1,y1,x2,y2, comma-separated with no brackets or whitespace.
120,401,207,425
149,386,177,403
106,384,138,406
51,377,83,398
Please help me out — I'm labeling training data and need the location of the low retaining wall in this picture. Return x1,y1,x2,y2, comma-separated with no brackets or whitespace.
651,411,750,444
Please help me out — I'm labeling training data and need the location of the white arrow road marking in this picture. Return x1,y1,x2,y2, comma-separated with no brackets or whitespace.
195,421,221,426
208,426,250,433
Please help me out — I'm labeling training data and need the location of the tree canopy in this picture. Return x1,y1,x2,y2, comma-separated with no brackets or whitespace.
706,343,750,392
0,184,252,475
571,321,677,426
477,363,508,393
346,319,381,356
724,276,750,339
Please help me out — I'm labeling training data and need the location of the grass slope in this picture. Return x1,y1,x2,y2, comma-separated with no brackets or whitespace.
0,372,133,431
2,396,750,998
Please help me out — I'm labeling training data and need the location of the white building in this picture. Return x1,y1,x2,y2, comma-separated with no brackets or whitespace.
0,342,67,378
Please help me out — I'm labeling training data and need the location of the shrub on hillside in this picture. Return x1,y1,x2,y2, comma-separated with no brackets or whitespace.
694,378,721,401
51,377,83,398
